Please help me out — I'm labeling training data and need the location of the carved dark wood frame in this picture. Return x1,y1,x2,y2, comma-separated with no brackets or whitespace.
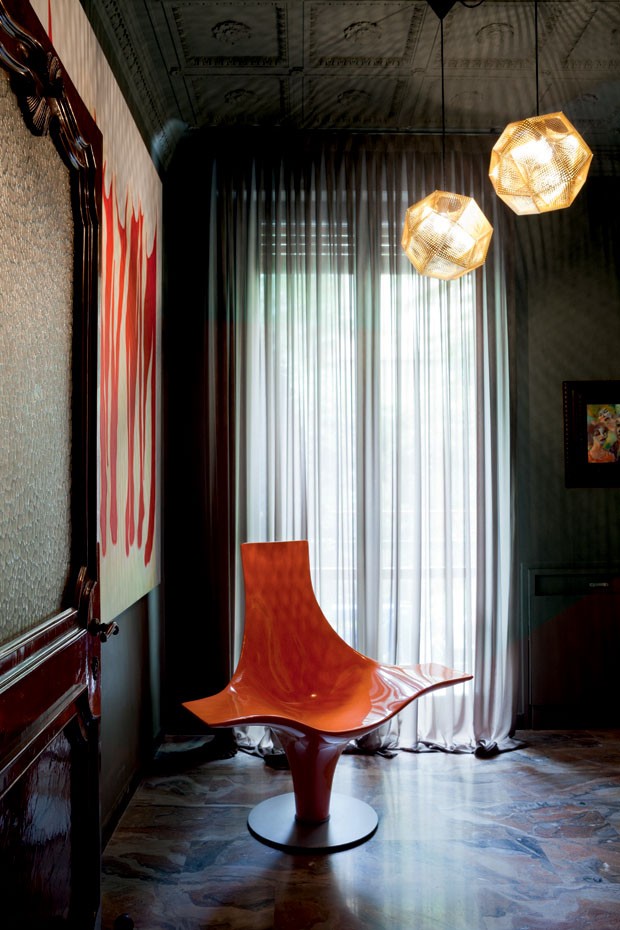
0,0,100,588
0,2,103,924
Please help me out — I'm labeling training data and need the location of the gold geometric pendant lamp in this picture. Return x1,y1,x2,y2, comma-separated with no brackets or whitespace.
402,190,493,280
402,0,592,276
488,1,592,215
489,112,592,215
402,5,493,280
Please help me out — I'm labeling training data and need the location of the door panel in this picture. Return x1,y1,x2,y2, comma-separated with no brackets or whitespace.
0,2,102,927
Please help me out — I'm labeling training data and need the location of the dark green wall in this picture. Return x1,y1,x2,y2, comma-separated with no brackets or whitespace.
100,587,163,843
513,175,620,720
515,176,620,568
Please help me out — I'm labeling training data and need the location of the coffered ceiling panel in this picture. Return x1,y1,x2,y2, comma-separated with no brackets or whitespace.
189,73,290,124
305,2,425,69
442,0,533,62
169,1,289,67
304,74,408,127
550,1,619,64
80,0,620,171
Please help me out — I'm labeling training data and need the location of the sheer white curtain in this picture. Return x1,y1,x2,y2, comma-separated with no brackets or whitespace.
230,135,516,752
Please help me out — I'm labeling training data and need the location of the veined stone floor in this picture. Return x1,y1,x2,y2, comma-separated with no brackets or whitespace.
101,730,620,930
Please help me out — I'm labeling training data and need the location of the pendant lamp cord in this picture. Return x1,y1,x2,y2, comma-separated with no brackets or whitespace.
441,16,446,189
534,0,539,116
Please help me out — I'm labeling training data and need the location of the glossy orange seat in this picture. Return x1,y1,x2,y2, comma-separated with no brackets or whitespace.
184,540,472,851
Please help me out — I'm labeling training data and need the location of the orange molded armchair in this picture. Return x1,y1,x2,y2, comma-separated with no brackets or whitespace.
184,540,472,851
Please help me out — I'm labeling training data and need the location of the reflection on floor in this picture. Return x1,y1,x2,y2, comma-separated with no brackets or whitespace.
101,730,620,929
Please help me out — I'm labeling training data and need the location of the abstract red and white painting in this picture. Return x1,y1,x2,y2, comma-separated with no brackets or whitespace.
32,0,162,621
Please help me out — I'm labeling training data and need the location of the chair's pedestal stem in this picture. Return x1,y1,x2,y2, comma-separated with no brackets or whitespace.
279,732,348,823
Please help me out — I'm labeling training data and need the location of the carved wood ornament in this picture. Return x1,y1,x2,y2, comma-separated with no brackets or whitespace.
0,0,90,167
0,3,104,925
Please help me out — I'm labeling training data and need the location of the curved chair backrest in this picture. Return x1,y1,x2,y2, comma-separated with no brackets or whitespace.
237,541,372,699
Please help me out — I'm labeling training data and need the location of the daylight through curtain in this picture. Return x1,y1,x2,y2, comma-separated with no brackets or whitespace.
208,133,516,753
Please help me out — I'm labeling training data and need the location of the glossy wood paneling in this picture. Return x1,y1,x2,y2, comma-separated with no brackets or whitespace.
0,593,102,929
1,731,75,927
0,2,102,926
0,713,100,930
0,613,98,794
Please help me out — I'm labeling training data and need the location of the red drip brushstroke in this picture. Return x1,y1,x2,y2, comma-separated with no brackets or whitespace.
124,210,143,556
143,232,157,566
100,165,158,568
112,192,129,546
47,0,52,41
100,174,127,552
99,170,115,556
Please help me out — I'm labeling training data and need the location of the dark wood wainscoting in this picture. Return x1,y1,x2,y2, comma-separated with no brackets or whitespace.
0,613,100,929
0,1,102,926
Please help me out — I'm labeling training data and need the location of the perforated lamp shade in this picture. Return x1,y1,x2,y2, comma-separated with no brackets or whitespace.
489,112,592,215
401,190,493,281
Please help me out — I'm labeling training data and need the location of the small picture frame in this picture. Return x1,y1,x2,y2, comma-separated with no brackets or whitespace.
563,381,620,488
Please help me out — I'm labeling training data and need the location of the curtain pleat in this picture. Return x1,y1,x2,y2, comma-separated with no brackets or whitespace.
203,132,516,752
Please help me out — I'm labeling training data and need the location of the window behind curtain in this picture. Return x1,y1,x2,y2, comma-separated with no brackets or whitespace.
232,136,514,750
241,186,477,672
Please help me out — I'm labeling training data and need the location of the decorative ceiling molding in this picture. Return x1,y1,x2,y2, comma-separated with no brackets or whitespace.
78,0,620,171
79,0,177,169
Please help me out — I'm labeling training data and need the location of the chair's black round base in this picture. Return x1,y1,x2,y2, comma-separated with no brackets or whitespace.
247,792,378,853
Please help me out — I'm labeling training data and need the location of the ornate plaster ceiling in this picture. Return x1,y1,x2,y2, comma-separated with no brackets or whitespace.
79,0,620,171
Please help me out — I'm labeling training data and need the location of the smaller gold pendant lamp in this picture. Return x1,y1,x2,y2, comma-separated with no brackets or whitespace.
402,10,493,281
402,190,493,281
489,112,593,215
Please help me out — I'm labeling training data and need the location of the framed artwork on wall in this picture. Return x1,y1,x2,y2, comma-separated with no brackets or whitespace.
563,381,620,488
30,0,163,622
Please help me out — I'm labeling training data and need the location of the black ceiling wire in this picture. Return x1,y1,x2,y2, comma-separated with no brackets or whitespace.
535,0,540,116
441,16,446,190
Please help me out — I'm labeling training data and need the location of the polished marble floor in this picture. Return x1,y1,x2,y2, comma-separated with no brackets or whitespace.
101,730,620,930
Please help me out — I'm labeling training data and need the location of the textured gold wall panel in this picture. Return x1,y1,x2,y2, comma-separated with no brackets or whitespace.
0,69,74,646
